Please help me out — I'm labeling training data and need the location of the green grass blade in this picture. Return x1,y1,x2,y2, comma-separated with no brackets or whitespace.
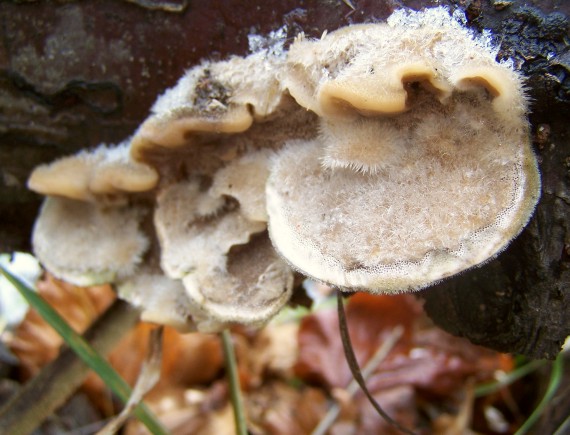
0,265,169,435
474,359,547,398
221,329,248,435
515,352,564,435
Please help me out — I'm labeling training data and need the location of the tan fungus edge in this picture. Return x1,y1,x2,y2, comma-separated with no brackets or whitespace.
28,149,159,201
28,158,93,201
130,105,253,162
318,63,452,117
451,66,526,118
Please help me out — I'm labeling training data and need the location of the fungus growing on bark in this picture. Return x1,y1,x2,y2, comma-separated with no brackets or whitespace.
27,7,540,330
27,43,299,331
266,7,540,292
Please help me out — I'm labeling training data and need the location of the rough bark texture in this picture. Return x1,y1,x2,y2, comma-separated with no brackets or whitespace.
0,0,568,359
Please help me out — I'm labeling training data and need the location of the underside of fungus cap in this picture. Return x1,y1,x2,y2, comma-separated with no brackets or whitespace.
155,179,292,328
264,6,538,293
130,52,286,162
33,197,150,287
28,142,159,201
184,233,294,326
266,90,540,292
154,180,266,279
209,149,275,222
117,272,196,332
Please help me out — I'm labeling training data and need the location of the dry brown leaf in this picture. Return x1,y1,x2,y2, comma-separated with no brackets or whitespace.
295,293,421,388
86,323,224,413
365,328,513,397
295,292,513,433
247,381,328,435
7,273,115,379
244,322,300,388
7,272,224,419
352,385,422,435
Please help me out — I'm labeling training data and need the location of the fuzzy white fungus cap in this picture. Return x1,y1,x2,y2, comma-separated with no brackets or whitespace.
154,180,293,326
267,7,540,292
154,180,266,279
32,198,149,286
184,234,293,325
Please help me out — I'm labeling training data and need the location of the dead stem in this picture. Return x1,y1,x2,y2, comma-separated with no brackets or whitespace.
0,300,140,435
336,292,416,435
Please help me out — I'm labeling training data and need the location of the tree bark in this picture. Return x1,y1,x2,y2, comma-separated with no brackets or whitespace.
1,0,568,359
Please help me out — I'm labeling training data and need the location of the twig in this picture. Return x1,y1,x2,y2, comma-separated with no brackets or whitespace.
0,299,139,435
336,293,416,435
221,329,248,435
312,325,404,435
0,266,168,435
97,326,164,435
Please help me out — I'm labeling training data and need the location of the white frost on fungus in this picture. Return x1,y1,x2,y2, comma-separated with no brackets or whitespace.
28,141,158,201
32,198,149,287
283,7,525,123
267,7,540,292
130,51,285,161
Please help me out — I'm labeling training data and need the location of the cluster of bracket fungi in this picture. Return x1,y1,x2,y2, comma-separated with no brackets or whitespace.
28,8,540,332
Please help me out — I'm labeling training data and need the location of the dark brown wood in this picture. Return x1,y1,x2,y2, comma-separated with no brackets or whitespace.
421,0,570,360
1,0,568,359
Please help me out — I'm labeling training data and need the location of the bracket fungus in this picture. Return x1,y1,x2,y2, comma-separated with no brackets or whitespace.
28,142,159,202
27,7,540,331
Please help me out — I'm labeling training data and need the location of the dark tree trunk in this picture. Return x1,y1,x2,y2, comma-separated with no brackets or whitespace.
1,0,568,360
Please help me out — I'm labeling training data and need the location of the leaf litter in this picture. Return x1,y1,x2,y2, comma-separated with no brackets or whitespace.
4,275,527,434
